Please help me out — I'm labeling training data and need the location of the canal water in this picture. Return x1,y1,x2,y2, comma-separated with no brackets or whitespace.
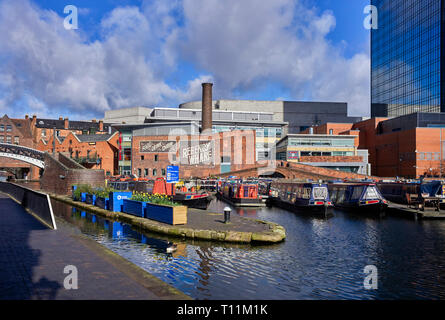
48,197,445,300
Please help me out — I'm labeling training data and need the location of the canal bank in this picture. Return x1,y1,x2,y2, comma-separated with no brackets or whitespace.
0,192,191,300
49,194,286,244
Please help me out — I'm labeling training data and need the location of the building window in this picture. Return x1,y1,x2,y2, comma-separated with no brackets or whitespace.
154,154,158,162
14,136,19,145
161,168,166,176
144,168,149,176
141,155,145,160
42,129,46,136
138,168,142,177
0,125,4,132
0,136,4,143
6,136,11,143
152,169,157,176
6,125,12,132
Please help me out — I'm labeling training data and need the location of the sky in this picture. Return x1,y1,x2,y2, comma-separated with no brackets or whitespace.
0,0,371,120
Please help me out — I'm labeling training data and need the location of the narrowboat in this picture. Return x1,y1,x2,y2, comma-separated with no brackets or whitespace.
328,182,388,216
377,180,445,211
267,181,333,217
217,181,265,207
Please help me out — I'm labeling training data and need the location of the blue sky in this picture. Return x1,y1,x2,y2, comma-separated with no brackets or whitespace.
0,0,371,120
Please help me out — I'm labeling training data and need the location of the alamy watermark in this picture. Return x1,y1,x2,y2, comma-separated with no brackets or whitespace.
63,5,78,30
363,5,378,30
63,265,78,290
363,265,378,290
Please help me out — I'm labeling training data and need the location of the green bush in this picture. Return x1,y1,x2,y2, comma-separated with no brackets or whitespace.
92,186,117,198
73,184,93,199
130,192,181,207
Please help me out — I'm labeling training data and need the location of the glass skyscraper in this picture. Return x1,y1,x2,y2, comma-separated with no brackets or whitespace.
371,0,443,117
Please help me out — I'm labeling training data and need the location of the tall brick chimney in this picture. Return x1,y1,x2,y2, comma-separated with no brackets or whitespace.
201,83,213,132
64,117,69,130
99,120,104,132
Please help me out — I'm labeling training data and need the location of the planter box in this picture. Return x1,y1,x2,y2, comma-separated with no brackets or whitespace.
85,194,96,205
145,203,187,225
95,197,109,210
122,199,145,217
108,192,133,212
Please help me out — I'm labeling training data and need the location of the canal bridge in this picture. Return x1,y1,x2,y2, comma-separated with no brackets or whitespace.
0,143,45,169
215,161,373,181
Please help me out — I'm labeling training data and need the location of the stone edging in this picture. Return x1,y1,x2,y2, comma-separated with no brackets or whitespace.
50,194,286,244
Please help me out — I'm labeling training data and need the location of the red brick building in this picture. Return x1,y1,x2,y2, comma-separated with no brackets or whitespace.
306,113,445,178
0,114,39,179
131,129,256,179
38,131,119,176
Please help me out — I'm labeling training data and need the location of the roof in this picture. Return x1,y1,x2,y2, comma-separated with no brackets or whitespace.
76,133,116,143
35,118,115,132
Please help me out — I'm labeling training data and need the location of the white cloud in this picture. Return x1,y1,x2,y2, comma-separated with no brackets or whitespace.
178,0,370,116
0,0,370,119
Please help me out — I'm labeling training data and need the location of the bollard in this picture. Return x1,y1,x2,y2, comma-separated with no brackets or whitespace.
224,207,231,223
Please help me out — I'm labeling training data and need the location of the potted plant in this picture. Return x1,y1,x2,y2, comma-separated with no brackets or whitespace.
94,187,116,210
72,184,92,202
122,192,146,217
144,193,187,225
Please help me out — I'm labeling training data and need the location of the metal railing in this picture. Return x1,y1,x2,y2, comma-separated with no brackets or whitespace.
0,182,57,230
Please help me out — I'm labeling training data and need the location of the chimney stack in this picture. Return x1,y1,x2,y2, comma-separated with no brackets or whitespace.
99,120,104,132
64,117,69,130
201,83,213,132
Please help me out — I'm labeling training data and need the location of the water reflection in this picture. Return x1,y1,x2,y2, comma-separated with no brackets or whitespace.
50,198,445,300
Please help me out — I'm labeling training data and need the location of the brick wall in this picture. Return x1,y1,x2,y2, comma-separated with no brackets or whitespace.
40,153,105,195
299,156,363,163
131,130,256,179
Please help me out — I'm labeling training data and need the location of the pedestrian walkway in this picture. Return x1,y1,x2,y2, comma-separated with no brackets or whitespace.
0,193,190,300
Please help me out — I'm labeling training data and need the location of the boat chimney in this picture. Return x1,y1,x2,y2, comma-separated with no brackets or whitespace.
201,82,213,133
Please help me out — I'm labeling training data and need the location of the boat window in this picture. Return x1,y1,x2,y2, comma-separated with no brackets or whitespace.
313,187,328,200
351,186,364,200
337,190,345,203
364,186,380,200
302,188,311,199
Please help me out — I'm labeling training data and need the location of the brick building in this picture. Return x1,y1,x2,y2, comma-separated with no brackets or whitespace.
38,131,119,176
275,133,370,175
0,114,39,179
117,121,256,179
32,115,114,145
304,113,445,178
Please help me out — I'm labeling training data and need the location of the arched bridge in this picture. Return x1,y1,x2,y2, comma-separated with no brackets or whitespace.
0,143,45,169
214,161,373,181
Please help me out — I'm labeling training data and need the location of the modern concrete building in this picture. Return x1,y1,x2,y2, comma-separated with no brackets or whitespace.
179,99,361,133
275,134,370,175
103,107,153,124
371,0,443,117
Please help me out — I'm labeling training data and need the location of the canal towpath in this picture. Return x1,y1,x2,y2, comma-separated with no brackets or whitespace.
0,192,191,300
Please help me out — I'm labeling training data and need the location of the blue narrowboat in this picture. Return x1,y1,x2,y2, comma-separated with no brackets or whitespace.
268,181,333,217
328,182,388,216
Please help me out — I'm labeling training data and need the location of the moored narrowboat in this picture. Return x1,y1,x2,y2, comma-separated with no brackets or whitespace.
328,182,388,216
268,180,333,217
217,181,265,207
377,180,445,210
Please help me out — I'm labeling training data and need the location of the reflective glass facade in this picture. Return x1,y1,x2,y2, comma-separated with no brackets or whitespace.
371,0,443,117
